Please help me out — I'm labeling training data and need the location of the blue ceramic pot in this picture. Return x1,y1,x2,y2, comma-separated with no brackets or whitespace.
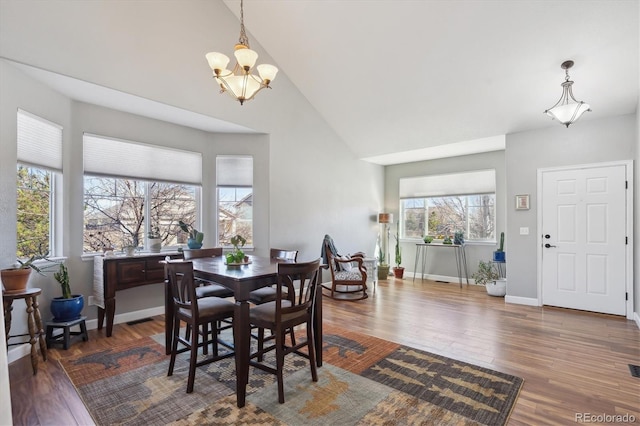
50,295,84,322
493,251,506,262
187,239,203,249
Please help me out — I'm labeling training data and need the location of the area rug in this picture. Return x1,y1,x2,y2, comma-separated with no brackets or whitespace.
59,324,523,425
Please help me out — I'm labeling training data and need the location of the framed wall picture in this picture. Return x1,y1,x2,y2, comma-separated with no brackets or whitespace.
515,194,530,210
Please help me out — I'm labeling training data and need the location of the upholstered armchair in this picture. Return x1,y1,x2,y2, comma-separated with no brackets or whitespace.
320,235,368,300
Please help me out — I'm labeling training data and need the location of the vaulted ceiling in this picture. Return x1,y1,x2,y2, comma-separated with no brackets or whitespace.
1,1,638,164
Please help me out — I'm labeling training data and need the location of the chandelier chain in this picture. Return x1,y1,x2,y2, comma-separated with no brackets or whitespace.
238,0,250,48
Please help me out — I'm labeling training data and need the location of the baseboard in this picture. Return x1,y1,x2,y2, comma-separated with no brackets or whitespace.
8,305,165,364
408,272,469,285
84,305,165,331
634,311,640,329
505,295,539,306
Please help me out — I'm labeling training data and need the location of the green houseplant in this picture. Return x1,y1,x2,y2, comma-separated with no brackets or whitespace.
50,263,84,321
148,225,163,253
226,234,247,264
178,220,204,250
377,242,390,280
471,260,506,297
493,231,505,262
393,224,404,278
1,252,52,294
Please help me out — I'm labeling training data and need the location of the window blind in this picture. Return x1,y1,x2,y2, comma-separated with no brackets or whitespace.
83,133,202,185
17,109,63,171
216,156,253,187
399,169,496,198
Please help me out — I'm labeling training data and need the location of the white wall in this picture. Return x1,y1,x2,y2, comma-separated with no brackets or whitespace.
634,97,639,325
384,150,506,279
505,114,636,301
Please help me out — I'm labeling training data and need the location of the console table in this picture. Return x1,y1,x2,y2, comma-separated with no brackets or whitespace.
413,243,469,288
93,253,180,337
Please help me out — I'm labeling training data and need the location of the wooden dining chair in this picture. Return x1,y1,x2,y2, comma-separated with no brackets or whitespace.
248,259,321,403
183,248,234,299
165,261,235,393
248,248,298,305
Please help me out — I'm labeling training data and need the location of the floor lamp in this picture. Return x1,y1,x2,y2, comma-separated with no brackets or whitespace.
378,213,393,271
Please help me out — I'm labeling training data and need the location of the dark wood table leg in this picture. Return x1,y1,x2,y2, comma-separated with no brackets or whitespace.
32,295,46,361
164,278,173,355
105,297,115,337
3,300,13,345
97,306,105,331
25,295,39,374
233,300,250,408
314,281,323,367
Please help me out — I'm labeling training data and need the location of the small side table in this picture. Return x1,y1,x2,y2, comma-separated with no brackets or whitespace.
3,287,47,374
45,316,88,349
362,258,378,292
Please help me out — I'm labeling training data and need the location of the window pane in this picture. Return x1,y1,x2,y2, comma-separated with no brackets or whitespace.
401,194,495,241
218,187,253,246
150,182,196,246
17,165,51,257
84,176,197,252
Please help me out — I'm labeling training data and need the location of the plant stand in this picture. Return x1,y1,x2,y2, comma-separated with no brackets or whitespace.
45,316,88,350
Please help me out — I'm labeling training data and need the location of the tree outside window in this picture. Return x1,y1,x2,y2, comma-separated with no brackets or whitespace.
83,176,197,253
401,194,495,241
218,187,253,246
17,165,52,257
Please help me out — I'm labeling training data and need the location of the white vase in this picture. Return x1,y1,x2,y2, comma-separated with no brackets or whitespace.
148,238,162,253
486,278,507,297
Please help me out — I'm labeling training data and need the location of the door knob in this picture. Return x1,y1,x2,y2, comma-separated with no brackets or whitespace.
544,243,556,248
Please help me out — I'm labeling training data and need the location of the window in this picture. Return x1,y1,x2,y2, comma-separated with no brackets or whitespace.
399,170,496,242
16,110,62,258
83,134,201,253
216,156,253,246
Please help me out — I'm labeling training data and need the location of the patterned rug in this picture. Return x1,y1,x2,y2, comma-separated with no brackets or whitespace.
59,324,523,425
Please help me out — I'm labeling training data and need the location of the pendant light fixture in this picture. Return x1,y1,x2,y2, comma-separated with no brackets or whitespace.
544,60,591,127
205,0,278,105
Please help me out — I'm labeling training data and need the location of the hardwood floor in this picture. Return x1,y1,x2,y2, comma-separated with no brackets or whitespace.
8,278,640,425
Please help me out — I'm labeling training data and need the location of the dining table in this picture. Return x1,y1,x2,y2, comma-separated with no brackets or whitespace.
163,254,323,408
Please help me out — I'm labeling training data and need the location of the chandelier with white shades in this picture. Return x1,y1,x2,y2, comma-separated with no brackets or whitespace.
205,0,278,105
544,60,591,127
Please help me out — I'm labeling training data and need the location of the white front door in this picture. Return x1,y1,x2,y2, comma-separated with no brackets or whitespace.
540,163,627,315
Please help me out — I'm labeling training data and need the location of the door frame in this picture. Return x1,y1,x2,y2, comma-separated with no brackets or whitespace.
536,160,634,319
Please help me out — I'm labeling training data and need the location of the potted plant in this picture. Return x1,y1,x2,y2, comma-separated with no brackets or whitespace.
393,225,404,278
178,220,204,250
377,244,390,280
423,235,433,244
147,225,163,253
471,260,506,297
454,231,464,245
1,252,51,294
50,263,84,322
493,232,506,262
226,234,247,265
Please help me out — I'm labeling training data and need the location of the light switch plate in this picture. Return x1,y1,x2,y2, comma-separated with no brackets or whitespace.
519,227,529,235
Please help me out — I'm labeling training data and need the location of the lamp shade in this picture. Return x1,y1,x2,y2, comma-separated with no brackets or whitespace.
378,213,393,224
257,64,278,84
545,101,591,126
205,52,230,73
234,47,258,70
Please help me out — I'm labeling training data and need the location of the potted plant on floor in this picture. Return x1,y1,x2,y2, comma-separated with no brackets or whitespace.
377,244,390,280
178,220,204,250
50,263,84,322
471,260,506,297
393,225,404,278
1,252,51,294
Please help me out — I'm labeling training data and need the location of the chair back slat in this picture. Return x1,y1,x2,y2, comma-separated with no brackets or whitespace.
166,261,198,316
270,248,298,262
276,259,320,320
